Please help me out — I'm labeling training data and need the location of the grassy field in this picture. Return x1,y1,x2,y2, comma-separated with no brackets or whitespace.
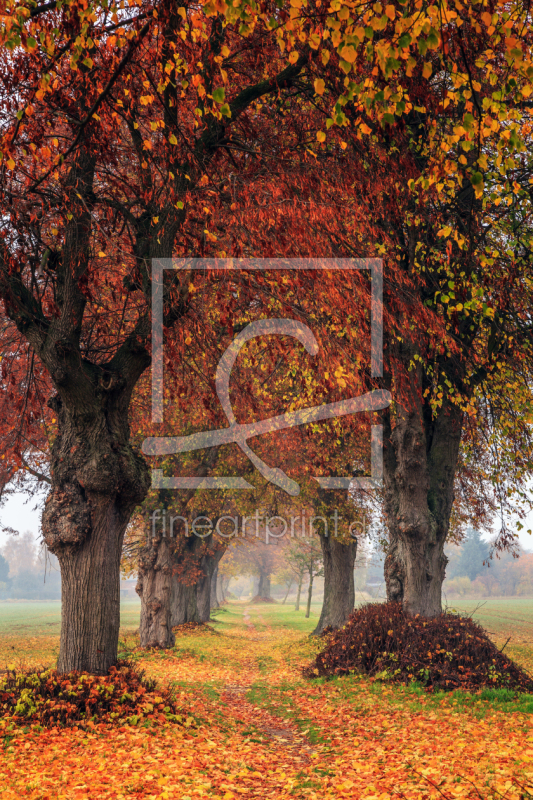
1,595,533,670
2,598,533,799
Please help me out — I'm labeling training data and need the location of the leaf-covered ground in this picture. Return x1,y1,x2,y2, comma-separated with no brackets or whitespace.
1,600,533,799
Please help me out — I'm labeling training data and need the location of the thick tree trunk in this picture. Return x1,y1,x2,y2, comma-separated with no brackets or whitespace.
171,579,200,626
295,574,303,611
383,389,463,617
313,536,357,634
136,536,176,650
54,499,130,673
305,572,314,618
257,571,271,599
43,391,149,674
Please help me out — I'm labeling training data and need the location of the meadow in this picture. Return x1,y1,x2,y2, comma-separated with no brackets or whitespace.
1,597,533,799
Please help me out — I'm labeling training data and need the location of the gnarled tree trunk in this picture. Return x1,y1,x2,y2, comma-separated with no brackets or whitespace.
313,536,357,634
383,388,463,617
43,388,149,675
136,535,176,649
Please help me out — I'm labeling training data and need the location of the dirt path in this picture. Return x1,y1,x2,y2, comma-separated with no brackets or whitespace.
221,608,316,765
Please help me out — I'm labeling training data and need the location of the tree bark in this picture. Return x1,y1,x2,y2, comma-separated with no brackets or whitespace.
313,536,357,634
197,548,224,622
305,571,314,618
171,579,200,626
257,571,271,599
383,388,463,617
282,579,293,605
210,565,219,610
222,575,230,599
136,536,176,650
295,573,303,611
216,570,225,604
43,386,149,674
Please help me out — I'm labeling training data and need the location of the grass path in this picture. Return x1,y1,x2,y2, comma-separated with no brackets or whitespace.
1,602,533,798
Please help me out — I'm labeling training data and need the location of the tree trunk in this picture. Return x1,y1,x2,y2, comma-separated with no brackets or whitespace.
197,548,224,622
222,575,230,599
53,500,131,673
136,536,176,650
282,579,293,605
257,571,271,599
295,574,303,611
171,578,200,626
210,565,219,610
305,572,314,618
216,570,225,603
196,562,211,623
313,536,357,634
383,390,463,617
43,391,149,675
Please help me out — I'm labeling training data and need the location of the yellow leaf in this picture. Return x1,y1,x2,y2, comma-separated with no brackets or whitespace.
169,134,178,145
385,4,395,20
314,78,325,96
317,131,326,142
359,123,372,135
288,50,299,64
339,45,356,63
7,159,15,170
422,62,432,79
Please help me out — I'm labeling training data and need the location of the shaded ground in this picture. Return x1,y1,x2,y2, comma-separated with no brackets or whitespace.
1,601,533,798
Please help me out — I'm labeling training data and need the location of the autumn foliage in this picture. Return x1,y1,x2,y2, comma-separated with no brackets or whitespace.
0,660,184,729
305,602,533,692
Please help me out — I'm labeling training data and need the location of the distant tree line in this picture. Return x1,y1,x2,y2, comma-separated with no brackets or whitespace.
445,530,533,597
0,531,60,601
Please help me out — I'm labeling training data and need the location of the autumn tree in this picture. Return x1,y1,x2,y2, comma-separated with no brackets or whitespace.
0,0,320,672
285,534,323,617
309,1,533,616
219,0,533,618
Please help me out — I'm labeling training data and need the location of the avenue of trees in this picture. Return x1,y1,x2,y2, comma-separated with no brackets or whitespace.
1,0,533,673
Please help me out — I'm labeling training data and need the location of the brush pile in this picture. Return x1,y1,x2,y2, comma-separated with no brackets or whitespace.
304,601,533,692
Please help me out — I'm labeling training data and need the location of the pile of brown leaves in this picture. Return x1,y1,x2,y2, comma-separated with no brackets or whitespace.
304,601,533,691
